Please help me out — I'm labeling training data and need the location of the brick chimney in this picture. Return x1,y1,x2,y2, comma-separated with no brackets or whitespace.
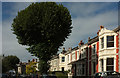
100,25,104,30
88,37,90,41
28,60,30,63
97,30,100,36
68,47,72,51
62,47,65,51
97,25,104,36
79,40,84,46
32,59,35,62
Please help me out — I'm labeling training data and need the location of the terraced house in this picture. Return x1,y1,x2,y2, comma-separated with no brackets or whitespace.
49,26,120,76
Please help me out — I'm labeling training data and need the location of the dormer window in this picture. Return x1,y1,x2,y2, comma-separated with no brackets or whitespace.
101,37,104,49
107,36,114,47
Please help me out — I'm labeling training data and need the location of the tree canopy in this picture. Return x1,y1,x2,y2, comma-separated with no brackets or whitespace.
2,55,20,73
26,61,37,74
12,2,72,74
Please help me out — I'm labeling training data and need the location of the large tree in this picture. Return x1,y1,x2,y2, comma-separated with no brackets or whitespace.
2,55,20,73
12,2,72,74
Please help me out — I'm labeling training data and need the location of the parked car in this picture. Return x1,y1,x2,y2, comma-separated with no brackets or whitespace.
20,74,27,78
2,74,8,78
94,71,120,78
41,74,57,78
42,74,49,78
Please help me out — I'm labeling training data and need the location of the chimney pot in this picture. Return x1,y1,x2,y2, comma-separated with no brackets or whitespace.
63,47,65,50
100,25,104,30
79,40,84,46
32,59,35,62
28,60,30,63
68,47,72,51
97,29,100,36
88,37,90,41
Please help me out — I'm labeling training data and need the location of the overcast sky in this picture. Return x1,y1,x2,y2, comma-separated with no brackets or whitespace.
1,2,118,62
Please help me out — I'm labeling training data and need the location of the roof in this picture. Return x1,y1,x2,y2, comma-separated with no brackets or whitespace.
113,26,120,32
67,61,76,65
88,36,99,45
61,46,79,55
68,58,87,65
72,46,79,51
51,54,59,60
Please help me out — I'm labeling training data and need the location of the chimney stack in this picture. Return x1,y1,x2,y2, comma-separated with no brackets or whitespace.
79,40,84,46
100,25,104,30
68,47,72,51
62,47,65,50
88,37,90,41
28,60,30,63
32,59,35,62
97,25,104,36
97,30,100,36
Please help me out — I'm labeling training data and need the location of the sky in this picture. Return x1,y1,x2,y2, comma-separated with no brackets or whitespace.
1,1,119,62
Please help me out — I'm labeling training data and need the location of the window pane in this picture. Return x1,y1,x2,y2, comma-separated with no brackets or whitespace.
101,59,104,71
107,66,114,71
107,36,114,47
101,43,104,49
107,58,114,65
107,42,114,47
93,62,96,74
107,58,114,71
62,57,65,62
107,36,114,41
101,37,104,49
68,55,69,61
93,44,96,54
82,64,84,75
101,37,104,42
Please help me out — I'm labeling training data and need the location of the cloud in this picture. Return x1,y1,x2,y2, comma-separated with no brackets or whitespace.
59,2,118,51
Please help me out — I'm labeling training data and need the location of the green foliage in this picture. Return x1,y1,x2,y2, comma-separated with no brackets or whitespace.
26,61,37,74
38,60,50,74
12,2,72,74
55,72,68,78
2,55,20,73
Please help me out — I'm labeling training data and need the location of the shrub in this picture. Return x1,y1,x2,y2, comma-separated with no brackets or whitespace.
55,72,68,78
